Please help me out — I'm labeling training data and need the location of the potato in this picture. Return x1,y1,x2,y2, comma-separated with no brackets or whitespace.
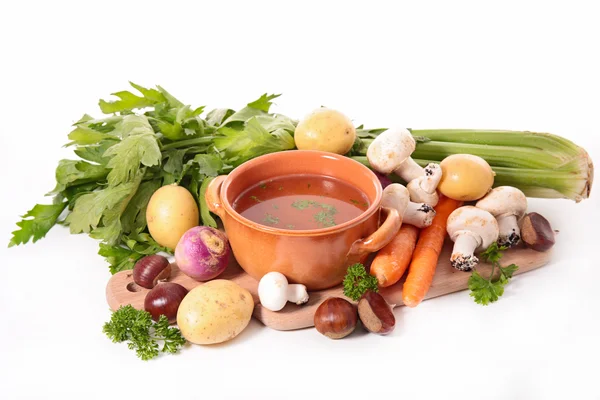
177,280,254,345
294,108,356,155
146,184,199,249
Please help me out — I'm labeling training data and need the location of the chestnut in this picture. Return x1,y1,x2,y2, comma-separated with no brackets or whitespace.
521,212,555,252
314,297,357,340
144,282,188,323
358,291,395,335
133,255,171,289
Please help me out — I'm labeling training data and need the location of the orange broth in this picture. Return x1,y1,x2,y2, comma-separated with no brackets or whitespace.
232,174,369,230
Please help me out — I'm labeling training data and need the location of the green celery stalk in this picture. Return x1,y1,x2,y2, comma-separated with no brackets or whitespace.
351,127,594,202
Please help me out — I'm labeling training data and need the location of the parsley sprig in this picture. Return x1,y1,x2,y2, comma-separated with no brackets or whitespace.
343,263,379,301
468,243,519,305
103,305,186,360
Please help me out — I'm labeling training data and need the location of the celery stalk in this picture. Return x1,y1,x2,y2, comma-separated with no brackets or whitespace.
352,128,593,201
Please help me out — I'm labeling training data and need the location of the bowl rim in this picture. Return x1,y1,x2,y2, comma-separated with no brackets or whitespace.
219,150,383,237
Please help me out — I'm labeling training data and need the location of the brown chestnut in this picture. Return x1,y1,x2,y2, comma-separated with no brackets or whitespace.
133,255,171,289
521,212,555,252
358,291,395,335
144,282,189,323
314,297,357,340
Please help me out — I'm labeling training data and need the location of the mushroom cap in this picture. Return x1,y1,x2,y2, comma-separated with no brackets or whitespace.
367,127,416,174
407,178,439,206
447,206,499,250
475,186,527,218
258,271,289,311
381,183,410,216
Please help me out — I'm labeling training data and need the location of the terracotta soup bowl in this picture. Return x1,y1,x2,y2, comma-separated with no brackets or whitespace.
206,150,400,290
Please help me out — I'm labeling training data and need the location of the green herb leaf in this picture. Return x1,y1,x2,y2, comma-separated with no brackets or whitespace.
8,202,67,247
254,114,296,133
499,264,519,281
103,116,161,186
66,177,141,237
103,305,185,360
205,108,235,126
99,83,166,114
162,148,189,179
191,154,223,177
219,94,281,127
291,199,317,210
67,125,115,146
314,210,336,227
49,160,108,194
123,232,169,256
73,140,119,165
479,242,508,264
120,180,162,234
343,263,379,301
263,213,279,225
247,93,281,112
468,270,505,305
98,243,144,274
199,177,218,228
215,116,295,166
468,244,519,306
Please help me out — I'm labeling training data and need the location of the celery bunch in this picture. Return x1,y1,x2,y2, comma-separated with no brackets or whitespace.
354,129,593,202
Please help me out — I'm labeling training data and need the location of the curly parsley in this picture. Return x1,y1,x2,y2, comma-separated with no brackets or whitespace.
343,263,379,301
103,305,186,360
468,243,519,305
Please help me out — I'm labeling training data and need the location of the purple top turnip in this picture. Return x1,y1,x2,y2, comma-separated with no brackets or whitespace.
175,226,231,281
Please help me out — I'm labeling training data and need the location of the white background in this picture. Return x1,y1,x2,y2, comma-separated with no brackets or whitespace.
1,1,599,399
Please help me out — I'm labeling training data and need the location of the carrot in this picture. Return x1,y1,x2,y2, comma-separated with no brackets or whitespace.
370,224,419,287
402,195,463,307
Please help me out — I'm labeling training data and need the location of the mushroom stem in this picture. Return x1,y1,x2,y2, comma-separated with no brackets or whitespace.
497,214,520,247
420,163,442,193
403,202,436,228
450,233,481,271
287,284,309,305
394,157,424,182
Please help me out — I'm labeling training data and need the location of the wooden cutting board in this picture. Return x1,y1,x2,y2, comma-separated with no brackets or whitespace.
106,240,551,331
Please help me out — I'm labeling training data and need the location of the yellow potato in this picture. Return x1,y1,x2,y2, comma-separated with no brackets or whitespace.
146,184,199,249
294,108,356,155
177,280,254,345
438,154,495,201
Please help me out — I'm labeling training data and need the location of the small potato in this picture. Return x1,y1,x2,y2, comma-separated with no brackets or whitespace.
294,108,356,155
177,280,254,345
146,184,199,249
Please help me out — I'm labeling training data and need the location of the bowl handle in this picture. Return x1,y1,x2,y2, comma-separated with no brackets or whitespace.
205,175,228,219
347,207,401,261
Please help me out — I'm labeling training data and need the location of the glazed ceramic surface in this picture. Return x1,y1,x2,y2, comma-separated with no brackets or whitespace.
206,150,400,290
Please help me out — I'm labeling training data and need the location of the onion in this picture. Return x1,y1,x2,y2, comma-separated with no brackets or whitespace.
374,171,393,189
175,226,230,281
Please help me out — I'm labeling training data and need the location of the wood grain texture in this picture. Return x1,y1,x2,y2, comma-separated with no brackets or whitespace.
106,240,551,331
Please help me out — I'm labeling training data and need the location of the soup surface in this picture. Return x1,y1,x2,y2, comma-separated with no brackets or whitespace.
233,174,370,230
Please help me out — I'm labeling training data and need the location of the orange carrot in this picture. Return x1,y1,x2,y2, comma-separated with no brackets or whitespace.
370,224,419,287
402,196,463,307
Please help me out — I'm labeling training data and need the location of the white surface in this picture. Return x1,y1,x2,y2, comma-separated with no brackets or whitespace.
1,1,599,399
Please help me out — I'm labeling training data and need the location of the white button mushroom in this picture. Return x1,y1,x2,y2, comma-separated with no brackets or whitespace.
475,186,528,247
404,202,436,228
258,272,309,312
381,183,410,221
367,128,441,205
381,184,436,228
406,163,442,206
367,127,420,177
446,206,499,271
